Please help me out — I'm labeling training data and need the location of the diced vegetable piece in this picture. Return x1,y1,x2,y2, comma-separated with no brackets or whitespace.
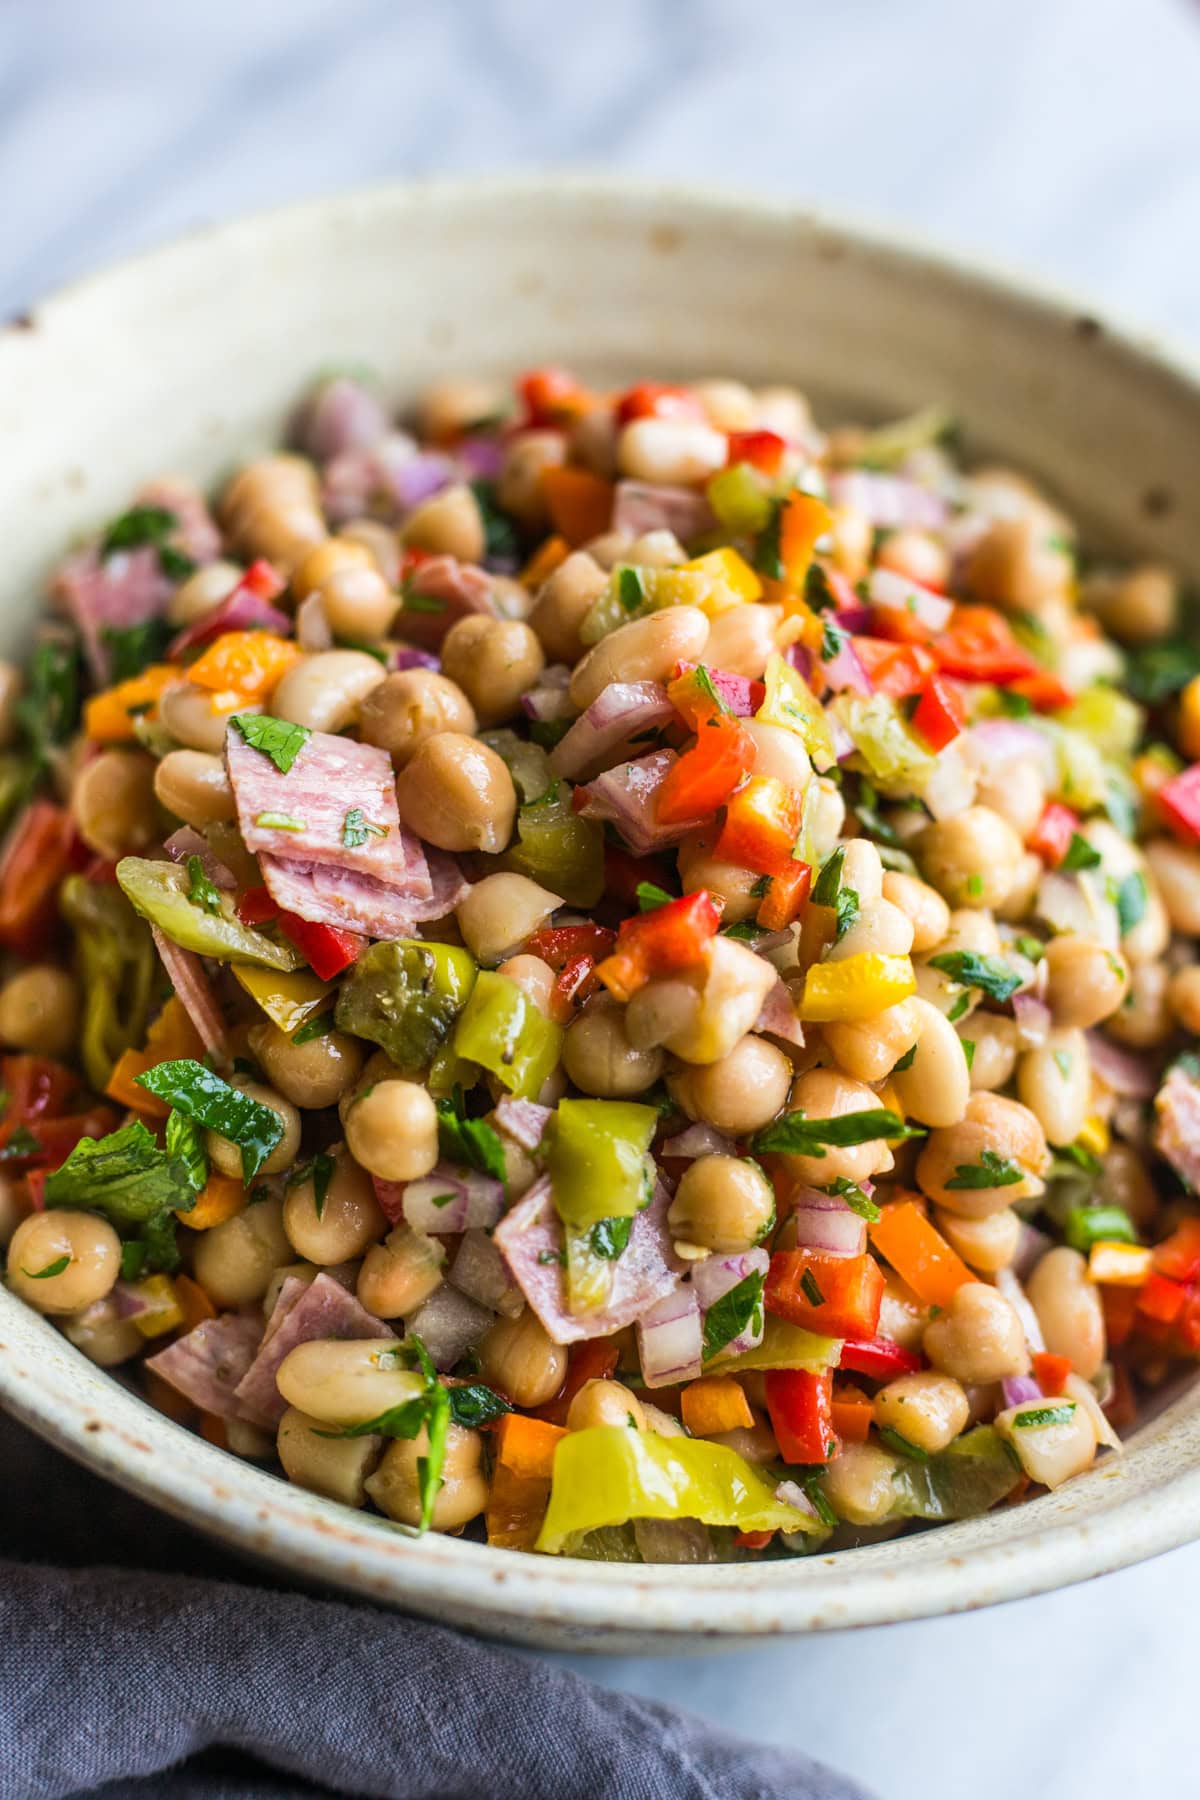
798,953,916,1023
83,665,178,742
116,858,302,970
1088,1242,1152,1286
187,631,301,699
680,1375,754,1437
725,431,786,477
705,1314,837,1375
765,1250,885,1339
335,939,476,1075
105,997,205,1116
764,1367,836,1464
453,970,564,1101
830,1384,874,1444
0,802,81,958
1159,764,1200,844
655,715,755,824
177,1172,245,1230
681,546,763,605
911,677,965,752
60,873,157,1092
232,966,333,1036
540,466,614,545
886,1425,1023,1518
757,654,836,771
837,1334,925,1380
502,782,604,910
595,888,721,1003
494,1412,569,1482
543,1097,657,1231
715,774,804,874
868,1201,977,1309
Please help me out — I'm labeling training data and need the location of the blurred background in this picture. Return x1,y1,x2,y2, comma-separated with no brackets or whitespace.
4,2,1199,1796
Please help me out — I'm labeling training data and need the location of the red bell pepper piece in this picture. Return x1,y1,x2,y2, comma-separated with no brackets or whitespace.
614,382,705,426
518,366,590,426
726,430,787,477
1172,1286,1200,1353
239,558,287,602
766,1251,885,1340
1027,802,1081,867
764,1368,837,1464
0,801,83,958
552,952,599,1021
851,638,937,700
0,1055,84,1138
595,889,721,1003
911,677,966,752
929,605,1039,683
1152,1217,1200,1284
524,923,616,970
656,715,756,824
715,774,803,874
1008,670,1074,712
1032,1351,1073,1395
1136,1270,1186,1324
534,1338,620,1425
25,1168,47,1211
277,913,364,981
756,860,812,932
838,1335,925,1381
1158,764,1200,846
733,1528,776,1550
235,884,279,927
1101,1283,1139,1350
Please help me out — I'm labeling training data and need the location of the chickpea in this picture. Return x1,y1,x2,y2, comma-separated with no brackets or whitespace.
879,1273,927,1351
891,998,971,1127
271,649,386,734
1041,936,1129,1031
563,1004,663,1097
616,416,727,486
776,1067,896,1188
995,851,1043,923
495,953,557,1015
875,528,951,592
247,1019,364,1110
873,1370,969,1455
206,1080,300,1180
693,378,757,431
962,1013,1019,1091
403,483,485,563
667,1156,774,1254
166,559,241,628
358,669,477,767
496,430,566,527
755,386,813,439
159,681,246,755
1027,1245,1105,1379
569,606,709,711
1082,563,1178,645
828,505,873,583
356,1224,445,1319
675,827,762,924
1169,965,1200,1035
344,1078,439,1183
708,1413,779,1465
1017,1029,1091,1148
339,518,403,585
277,1406,382,1508
366,1420,488,1531
702,602,781,679
923,1281,1031,1384
416,376,506,443
821,1443,900,1526
396,732,515,854
71,749,158,858
742,719,811,794
527,551,608,665
882,872,950,954
917,1092,1049,1216
917,806,1024,909
220,454,327,574
0,965,80,1057
291,537,375,601
965,515,1073,613
276,1338,424,1425
282,1150,386,1264
319,565,399,642
6,1210,120,1315
567,1378,646,1433
667,1034,792,1137
478,1308,567,1407
153,749,236,830
454,872,559,966
975,757,1046,844
826,898,914,963
1106,960,1173,1048
630,934,775,1064
1145,839,1200,937
934,1206,1021,1275
1122,880,1170,967
440,616,545,727
825,996,922,1086
62,1295,143,1367
192,1196,290,1307
995,1395,1098,1490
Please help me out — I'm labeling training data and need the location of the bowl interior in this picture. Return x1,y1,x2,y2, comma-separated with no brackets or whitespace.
2,176,1200,1646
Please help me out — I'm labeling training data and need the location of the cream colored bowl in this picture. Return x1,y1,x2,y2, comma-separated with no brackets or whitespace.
2,177,1200,1650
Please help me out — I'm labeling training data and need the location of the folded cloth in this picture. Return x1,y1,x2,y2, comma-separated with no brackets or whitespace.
0,1415,873,1800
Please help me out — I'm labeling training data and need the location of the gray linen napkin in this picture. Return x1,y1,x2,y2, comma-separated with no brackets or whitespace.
0,1414,873,1800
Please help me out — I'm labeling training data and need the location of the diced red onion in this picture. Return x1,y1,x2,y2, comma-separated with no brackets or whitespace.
163,827,236,888
549,680,675,781
821,633,873,698
790,1189,867,1257
829,712,858,763
785,641,815,684
1086,1032,1157,1099
391,646,441,673
995,1266,1046,1354
405,1283,493,1372
493,1096,552,1153
149,926,227,1060
1013,1220,1053,1282
1013,992,1052,1049
575,749,707,855
636,1282,703,1388
831,603,874,635
391,452,458,512
402,1165,504,1236
110,1280,155,1320
611,481,712,541
455,435,505,482
674,661,762,717
167,583,292,659
296,376,390,463
450,1227,525,1319
773,1479,820,1520
868,567,953,633
754,977,806,1049
966,720,1056,781
632,1518,718,1564
660,1123,738,1162
690,1248,770,1313
827,470,947,529
295,592,333,652
522,683,577,725
1002,1374,1043,1409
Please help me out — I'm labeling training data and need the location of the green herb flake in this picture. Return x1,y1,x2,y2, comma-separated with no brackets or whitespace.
702,1270,765,1361
291,1011,336,1045
100,505,178,559
751,1109,924,1158
1052,1049,1073,1081
821,620,848,663
944,1149,1024,1191
754,498,785,581
946,992,971,1023
1012,1403,1077,1430
103,618,172,681
749,873,772,899
1112,871,1147,937
232,713,311,775
966,872,984,899
1061,833,1101,872
804,563,837,612
997,690,1033,719
1014,935,1044,963
445,1382,511,1430
636,881,674,912
401,591,447,616
820,1176,881,1223
1063,1203,1136,1254
342,807,387,850
255,811,306,833
590,1215,633,1260
961,1038,976,1072
21,1253,71,1280
834,886,860,943
927,950,1022,1004
693,663,731,716
165,1108,208,1196
876,1427,929,1461
537,1248,566,1266
470,479,521,564
811,846,846,909
799,1267,826,1308
185,855,222,916
0,1124,43,1162
288,1150,335,1220
891,1044,918,1075
134,1059,284,1182
436,1088,507,1187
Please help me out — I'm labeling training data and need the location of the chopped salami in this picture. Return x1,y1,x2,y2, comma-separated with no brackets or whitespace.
494,1176,684,1345
754,977,806,1049
575,750,707,856
137,478,222,564
493,1096,553,1153
226,725,411,884
145,1312,264,1421
53,546,170,685
398,555,497,649
611,480,714,543
233,1272,394,1427
259,851,465,938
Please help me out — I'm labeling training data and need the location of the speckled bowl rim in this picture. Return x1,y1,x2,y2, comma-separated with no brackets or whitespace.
3,174,1200,1646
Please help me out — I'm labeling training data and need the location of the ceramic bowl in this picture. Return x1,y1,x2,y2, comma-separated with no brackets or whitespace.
3,177,1200,1651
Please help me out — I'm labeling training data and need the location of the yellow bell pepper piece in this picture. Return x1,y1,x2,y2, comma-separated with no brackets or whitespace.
128,1274,186,1339
1087,1241,1152,1287
84,664,179,742
233,965,333,1035
757,652,835,771
799,953,916,1023
682,547,762,612
1075,1114,1110,1159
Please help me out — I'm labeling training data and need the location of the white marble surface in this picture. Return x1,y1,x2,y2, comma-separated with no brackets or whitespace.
5,2,1200,1794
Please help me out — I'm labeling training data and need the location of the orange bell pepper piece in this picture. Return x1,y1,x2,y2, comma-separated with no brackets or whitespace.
178,1173,246,1230
493,1413,568,1482
830,1384,874,1445
540,467,615,546
868,1201,977,1310
680,1375,754,1438
485,1460,553,1551
187,631,301,700
83,664,180,742
174,1273,218,1332
106,997,205,1116
519,534,571,589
